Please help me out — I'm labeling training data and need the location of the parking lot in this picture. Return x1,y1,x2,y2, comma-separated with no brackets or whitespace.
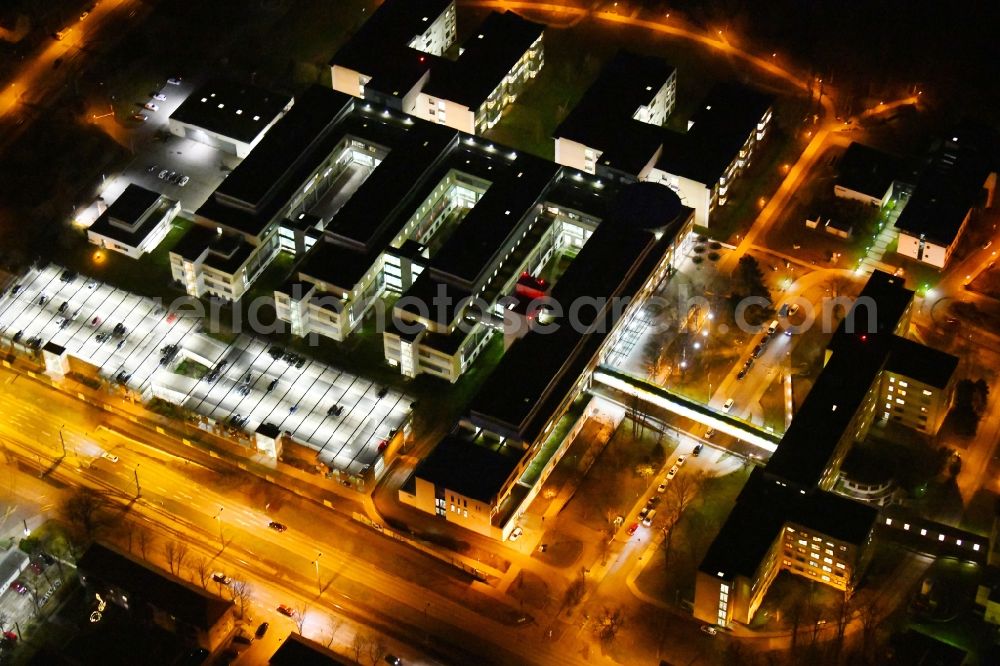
76,77,241,227
0,265,411,477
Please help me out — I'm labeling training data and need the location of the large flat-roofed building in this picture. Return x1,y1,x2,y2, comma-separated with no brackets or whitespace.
330,0,543,134
87,184,181,259
646,83,774,227
695,271,957,628
171,85,355,300
553,50,675,178
402,182,694,538
834,142,906,207
168,79,293,157
894,128,996,269
270,634,354,665
553,53,772,227
410,10,544,134
695,468,878,627
78,543,235,652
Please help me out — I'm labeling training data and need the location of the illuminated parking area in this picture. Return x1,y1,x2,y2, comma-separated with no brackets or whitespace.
0,265,411,476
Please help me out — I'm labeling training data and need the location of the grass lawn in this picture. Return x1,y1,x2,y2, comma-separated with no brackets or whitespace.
634,466,752,604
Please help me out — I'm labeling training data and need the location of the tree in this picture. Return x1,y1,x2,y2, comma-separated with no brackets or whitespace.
294,603,308,634
351,633,369,663
136,526,154,560
59,488,111,544
324,618,344,648
592,607,624,646
737,255,771,301
163,541,188,576
229,579,253,619
950,378,990,436
367,635,388,665
191,556,211,589
659,471,705,569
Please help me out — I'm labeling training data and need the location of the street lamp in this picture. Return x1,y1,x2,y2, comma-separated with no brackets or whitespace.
59,424,67,457
133,464,140,498
214,507,224,545
313,552,322,594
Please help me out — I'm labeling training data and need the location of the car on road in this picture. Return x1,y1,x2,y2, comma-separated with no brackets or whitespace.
179,175,190,187
642,510,656,527
267,378,278,392
723,398,735,412
212,572,232,585
153,93,167,101
101,452,119,463
385,655,402,666
132,113,147,122
675,455,686,466
657,480,667,493
646,496,659,509
626,522,639,536
984,241,993,250
508,527,523,542
693,443,704,456
167,77,182,85
787,303,801,317
701,625,718,636
767,319,779,334
638,505,650,520
276,604,294,617
255,622,269,639
90,316,101,326
54,30,66,40
268,521,287,533
144,102,159,112
666,465,679,480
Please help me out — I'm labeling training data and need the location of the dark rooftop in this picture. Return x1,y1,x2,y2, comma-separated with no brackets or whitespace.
329,0,450,98
198,86,352,236
429,154,558,289
553,50,674,175
169,79,292,145
88,185,172,248
895,129,995,246
700,468,878,579
415,434,523,503
827,270,912,355
424,11,544,109
835,142,904,200
78,543,232,631
886,337,958,388
469,183,689,441
655,82,774,185
270,634,353,666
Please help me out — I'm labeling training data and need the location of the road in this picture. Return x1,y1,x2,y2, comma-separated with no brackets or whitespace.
0,363,630,665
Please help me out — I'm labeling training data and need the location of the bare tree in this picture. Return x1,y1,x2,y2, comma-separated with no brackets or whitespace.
351,633,369,663
191,556,211,589
229,579,253,619
324,618,344,648
59,488,111,544
593,607,624,646
120,521,136,554
660,471,705,569
367,635,387,665
163,541,187,575
294,603,308,634
136,526,154,560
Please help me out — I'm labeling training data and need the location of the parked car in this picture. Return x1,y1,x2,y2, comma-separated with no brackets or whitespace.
101,452,119,463
693,443,704,456
642,510,656,527
666,465,679,480
656,480,667,493
276,604,294,617
167,77,182,85
179,175,190,187
255,622,269,639
675,455,686,466
11,581,27,595
737,367,748,380
626,522,639,536
152,93,167,102
28,562,43,575
144,102,159,112
723,398,735,412
385,655,402,666
268,521,287,533
508,527,523,542
158,169,169,179
131,113,147,122
701,625,718,636
212,572,232,585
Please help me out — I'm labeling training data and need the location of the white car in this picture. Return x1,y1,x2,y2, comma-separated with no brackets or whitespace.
675,455,686,466
723,398,735,412
144,102,159,112
167,77,182,85
656,481,667,493
152,93,167,101
666,465,679,480
178,175,189,187
701,625,718,636
100,452,119,463
508,527,523,542
211,572,232,585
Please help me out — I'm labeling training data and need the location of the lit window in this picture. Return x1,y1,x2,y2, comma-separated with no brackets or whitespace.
923,389,933,396
253,115,260,121
836,563,846,569
236,109,243,115
899,381,908,387
217,103,224,109
920,529,927,536
938,534,945,542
